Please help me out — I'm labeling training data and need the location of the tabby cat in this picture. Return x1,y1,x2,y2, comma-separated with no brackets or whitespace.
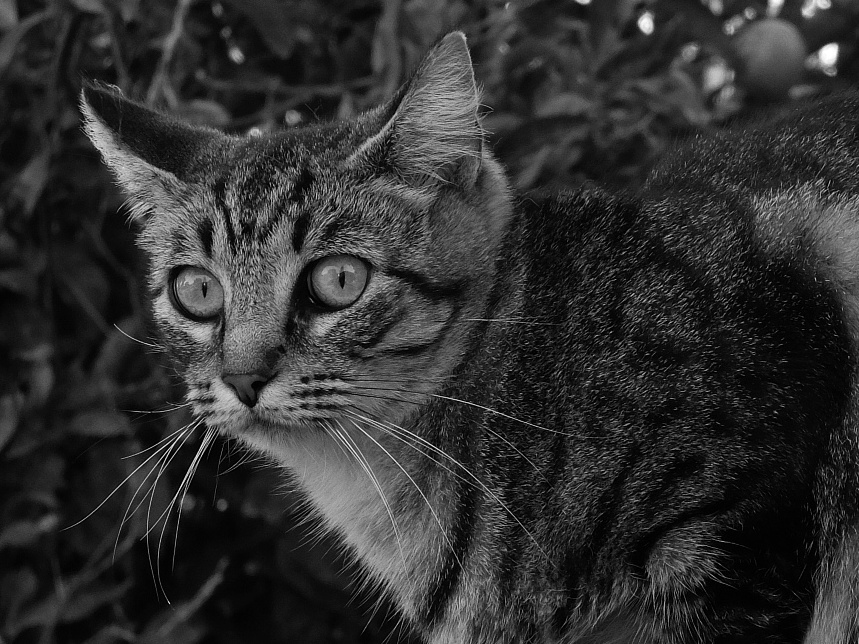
81,32,859,643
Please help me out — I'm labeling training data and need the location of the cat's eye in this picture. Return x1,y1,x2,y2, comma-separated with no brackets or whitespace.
307,255,369,309
170,267,224,320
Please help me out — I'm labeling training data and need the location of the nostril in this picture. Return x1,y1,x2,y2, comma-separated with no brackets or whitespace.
222,373,269,407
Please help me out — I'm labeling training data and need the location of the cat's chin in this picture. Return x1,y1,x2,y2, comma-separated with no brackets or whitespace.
205,415,340,471
202,412,320,442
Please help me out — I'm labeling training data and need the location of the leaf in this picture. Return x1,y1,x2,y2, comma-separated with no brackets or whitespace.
91,316,145,378
0,568,38,624
61,582,132,622
0,0,17,30
0,230,18,263
54,245,111,336
0,9,50,75
536,92,594,118
223,0,299,58
116,0,140,21
20,360,54,409
68,409,132,438
515,146,552,190
0,515,59,549
69,0,105,14
402,0,449,48
24,452,65,498
0,522,42,549
174,99,231,128
11,147,51,218
0,266,39,295
80,625,139,644
10,581,131,635
139,618,205,644
139,558,227,644
0,393,21,452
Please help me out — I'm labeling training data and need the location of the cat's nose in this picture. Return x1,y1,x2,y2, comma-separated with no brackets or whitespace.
222,373,269,407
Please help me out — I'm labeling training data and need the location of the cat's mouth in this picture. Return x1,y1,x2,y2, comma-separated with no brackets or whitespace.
188,375,353,438
196,400,333,438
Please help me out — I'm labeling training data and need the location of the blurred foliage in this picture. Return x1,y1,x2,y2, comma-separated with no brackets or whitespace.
1,0,858,642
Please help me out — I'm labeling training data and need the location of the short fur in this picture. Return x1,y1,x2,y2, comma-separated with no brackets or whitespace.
82,33,859,643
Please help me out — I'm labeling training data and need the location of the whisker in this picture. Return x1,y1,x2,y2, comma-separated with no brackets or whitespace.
132,422,200,535
216,437,259,476
346,415,460,567
461,317,560,326
342,373,451,383
341,380,567,437
121,401,192,418
115,423,198,557
142,419,202,600
62,424,193,532
165,427,218,571
345,385,548,479
327,420,408,572
343,409,550,562
430,393,563,435
121,423,196,460
113,323,163,349
212,441,229,504
146,422,208,548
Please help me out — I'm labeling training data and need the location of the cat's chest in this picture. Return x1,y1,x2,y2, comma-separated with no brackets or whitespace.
238,424,445,603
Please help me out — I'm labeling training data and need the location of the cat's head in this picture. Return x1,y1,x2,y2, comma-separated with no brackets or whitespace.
80,33,512,454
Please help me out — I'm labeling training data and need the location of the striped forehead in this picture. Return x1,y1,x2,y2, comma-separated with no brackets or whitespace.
202,160,318,258
186,116,387,261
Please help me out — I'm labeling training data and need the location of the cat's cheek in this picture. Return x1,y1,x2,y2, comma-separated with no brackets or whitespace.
303,306,370,345
308,314,340,338
152,295,218,346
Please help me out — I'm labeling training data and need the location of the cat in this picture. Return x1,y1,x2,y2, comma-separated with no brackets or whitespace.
80,31,859,644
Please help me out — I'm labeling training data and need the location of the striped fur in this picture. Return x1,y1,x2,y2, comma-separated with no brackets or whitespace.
82,33,859,643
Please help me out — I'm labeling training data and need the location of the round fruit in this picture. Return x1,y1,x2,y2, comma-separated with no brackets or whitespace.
733,18,807,100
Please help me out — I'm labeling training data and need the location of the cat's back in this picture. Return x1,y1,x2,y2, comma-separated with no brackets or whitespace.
519,90,859,346
512,172,852,439
511,92,859,429
472,95,859,641
649,90,859,193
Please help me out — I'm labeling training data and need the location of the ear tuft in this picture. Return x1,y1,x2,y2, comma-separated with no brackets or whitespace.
80,82,132,172
80,81,125,135
353,31,483,186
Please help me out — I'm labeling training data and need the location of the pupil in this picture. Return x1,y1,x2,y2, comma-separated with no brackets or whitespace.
338,269,346,289
201,281,208,298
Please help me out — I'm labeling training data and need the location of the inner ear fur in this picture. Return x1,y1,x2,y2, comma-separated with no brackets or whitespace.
80,83,229,220
348,32,484,187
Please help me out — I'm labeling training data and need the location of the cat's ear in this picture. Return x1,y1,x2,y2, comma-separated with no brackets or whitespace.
351,31,483,187
80,82,225,220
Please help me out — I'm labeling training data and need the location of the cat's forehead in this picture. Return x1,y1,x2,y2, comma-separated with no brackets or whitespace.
204,119,376,211
228,117,377,171
189,121,385,268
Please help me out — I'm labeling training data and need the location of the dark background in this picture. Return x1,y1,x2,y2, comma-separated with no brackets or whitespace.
2,0,859,642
